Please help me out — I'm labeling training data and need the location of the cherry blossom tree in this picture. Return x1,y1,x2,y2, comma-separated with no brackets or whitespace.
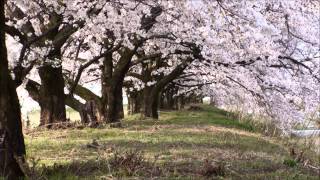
5,0,89,127
3,0,319,178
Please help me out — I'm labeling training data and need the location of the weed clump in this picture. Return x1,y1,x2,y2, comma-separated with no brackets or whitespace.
283,158,297,167
200,159,226,177
110,149,159,176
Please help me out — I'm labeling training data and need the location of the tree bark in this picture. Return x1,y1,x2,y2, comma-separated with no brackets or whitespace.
133,92,142,114
161,85,178,110
177,96,185,110
38,64,67,128
101,52,125,123
142,86,153,118
142,86,161,119
151,90,160,119
127,90,142,115
0,0,26,177
101,53,113,121
106,83,124,123
72,85,104,123
102,48,135,123
80,100,98,127
118,90,124,119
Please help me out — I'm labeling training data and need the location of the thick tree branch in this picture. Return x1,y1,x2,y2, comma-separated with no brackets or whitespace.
69,42,122,95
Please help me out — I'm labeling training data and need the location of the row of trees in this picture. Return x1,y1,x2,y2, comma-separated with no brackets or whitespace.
5,0,206,126
1,0,319,178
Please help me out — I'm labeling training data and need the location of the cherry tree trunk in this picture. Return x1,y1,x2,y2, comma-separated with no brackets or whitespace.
0,82,26,178
142,87,152,118
128,91,142,115
174,98,179,110
118,91,124,119
101,49,134,123
105,84,124,123
38,65,67,128
127,95,132,115
101,54,124,123
143,86,160,119
151,93,160,119
79,100,99,127
160,85,179,110
167,92,175,110
159,94,165,109
0,1,26,177
177,96,185,110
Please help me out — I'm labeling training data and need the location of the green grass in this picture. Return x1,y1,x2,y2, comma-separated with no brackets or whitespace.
24,105,320,179
27,106,128,128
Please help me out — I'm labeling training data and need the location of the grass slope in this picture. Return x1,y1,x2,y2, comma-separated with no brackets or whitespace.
24,105,319,179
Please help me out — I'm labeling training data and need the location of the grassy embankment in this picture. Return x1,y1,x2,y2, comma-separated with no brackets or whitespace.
23,105,320,179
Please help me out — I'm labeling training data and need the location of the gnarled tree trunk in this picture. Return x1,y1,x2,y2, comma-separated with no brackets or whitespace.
0,1,26,177
101,48,134,123
38,64,66,128
105,82,124,123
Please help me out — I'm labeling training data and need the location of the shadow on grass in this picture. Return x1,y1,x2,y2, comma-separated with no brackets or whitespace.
33,147,317,180
95,132,286,156
34,150,203,179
